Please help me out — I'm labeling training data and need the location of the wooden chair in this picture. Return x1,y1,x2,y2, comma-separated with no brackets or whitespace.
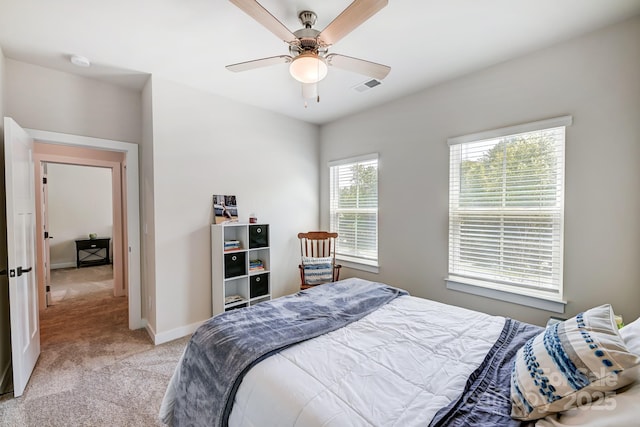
298,231,342,290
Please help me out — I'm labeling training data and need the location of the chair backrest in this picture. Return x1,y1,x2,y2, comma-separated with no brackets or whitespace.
298,231,338,260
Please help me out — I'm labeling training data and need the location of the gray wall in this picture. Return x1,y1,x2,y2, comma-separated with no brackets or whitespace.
148,77,319,338
320,16,640,326
0,45,12,393
0,46,4,119
4,59,141,144
140,77,156,332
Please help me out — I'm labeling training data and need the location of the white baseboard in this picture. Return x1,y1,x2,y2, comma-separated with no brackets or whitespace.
145,321,156,344
149,320,202,345
51,262,77,270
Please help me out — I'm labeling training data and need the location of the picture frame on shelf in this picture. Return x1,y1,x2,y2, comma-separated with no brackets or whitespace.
213,194,238,224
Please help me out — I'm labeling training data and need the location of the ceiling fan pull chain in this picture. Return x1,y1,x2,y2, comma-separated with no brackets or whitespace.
316,60,321,104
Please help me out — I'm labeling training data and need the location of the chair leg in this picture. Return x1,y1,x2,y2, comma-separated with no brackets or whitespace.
299,265,305,289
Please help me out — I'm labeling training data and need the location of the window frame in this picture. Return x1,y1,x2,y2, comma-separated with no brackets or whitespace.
446,116,572,313
328,153,379,273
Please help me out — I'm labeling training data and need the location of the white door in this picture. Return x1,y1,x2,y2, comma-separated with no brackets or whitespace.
4,117,39,397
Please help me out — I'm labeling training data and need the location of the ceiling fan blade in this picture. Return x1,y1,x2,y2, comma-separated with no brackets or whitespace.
325,54,390,80
226,55,293,72
229,0,297,44
318,0,388,46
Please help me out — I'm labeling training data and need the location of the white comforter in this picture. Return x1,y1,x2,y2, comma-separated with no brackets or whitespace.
226,295,505,426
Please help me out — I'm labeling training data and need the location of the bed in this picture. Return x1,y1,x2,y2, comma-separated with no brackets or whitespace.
159,278,640,427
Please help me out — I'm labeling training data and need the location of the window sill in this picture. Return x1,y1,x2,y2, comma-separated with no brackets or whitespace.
445,276,566,314
336,256,379,274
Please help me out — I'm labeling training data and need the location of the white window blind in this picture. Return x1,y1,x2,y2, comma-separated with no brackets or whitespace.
329,154,378,266
448,117,570,297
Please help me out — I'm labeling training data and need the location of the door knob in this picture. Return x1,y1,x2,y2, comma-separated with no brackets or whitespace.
17,266,32,276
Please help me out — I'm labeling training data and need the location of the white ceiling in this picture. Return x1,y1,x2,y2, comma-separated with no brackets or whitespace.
1,0,639,125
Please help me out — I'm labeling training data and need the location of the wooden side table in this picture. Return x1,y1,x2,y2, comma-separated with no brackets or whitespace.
75,237,111,268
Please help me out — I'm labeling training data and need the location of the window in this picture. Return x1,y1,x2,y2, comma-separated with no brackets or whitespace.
329,154,378,270
447,116,571,308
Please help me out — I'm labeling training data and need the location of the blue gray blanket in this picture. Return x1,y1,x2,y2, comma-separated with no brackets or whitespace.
169,278,407,427
429,318,543,427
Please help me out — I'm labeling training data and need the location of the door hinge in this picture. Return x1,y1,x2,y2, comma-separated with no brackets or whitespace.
43,177,47,184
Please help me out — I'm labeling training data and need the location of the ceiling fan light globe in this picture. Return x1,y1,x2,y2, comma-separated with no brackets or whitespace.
289,54,328,83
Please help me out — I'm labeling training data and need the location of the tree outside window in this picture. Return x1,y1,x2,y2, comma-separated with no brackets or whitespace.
330,155,378,265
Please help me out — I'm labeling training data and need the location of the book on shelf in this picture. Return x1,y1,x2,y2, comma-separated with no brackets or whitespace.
224,294,245,305
249,259,263,268
224,240,241,250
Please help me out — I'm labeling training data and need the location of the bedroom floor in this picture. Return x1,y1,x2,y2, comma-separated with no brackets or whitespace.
48,264,115,304
0,265,188,426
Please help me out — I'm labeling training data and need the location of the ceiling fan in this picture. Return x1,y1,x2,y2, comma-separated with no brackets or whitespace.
226,0,391,103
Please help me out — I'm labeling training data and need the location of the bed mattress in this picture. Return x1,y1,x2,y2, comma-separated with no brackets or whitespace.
227,295,505,426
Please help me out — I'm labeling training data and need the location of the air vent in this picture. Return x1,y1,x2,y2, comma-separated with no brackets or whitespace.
353,79,383,93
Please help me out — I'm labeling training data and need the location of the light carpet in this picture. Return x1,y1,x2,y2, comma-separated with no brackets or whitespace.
0,266,188,426
48,264,115,304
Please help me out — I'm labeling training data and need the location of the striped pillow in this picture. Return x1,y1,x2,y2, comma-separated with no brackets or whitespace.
302,256,334,285
511,304,640,420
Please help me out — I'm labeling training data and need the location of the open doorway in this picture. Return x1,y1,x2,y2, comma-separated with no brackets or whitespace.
33,143,127,316
44,163,116,306
27,128,142,331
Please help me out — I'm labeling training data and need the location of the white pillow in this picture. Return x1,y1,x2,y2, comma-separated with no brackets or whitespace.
535,372,640,427
511,304,640,421
301,256,334,285
620,317,640,356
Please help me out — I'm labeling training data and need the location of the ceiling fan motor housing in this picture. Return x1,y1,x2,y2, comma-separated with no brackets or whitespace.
290,28,322,57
